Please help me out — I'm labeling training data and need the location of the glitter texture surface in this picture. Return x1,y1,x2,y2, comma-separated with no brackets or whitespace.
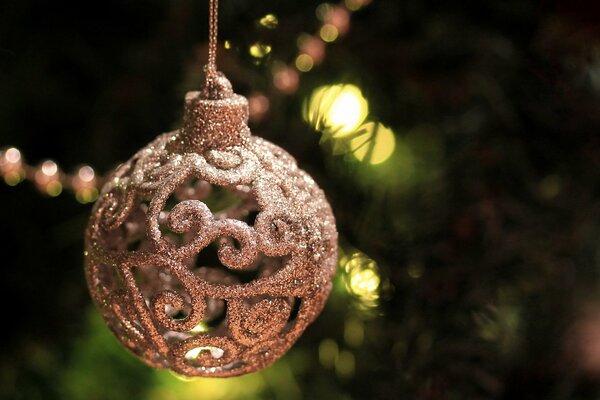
84,74,338,377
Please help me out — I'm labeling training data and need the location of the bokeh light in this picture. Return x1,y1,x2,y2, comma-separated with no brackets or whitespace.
318,338,339,368
249,42,272,59
248,92,270,123
320,24,339,42
72,165,98,204
0,146,26,186
304,84,369,136
297,34,325,64
349,122,396,165
335,350,355,378
258,14,279,29
295,54,314,72
273,65,299,94
343,252,381,308
344,0,372,11
34,160,62,197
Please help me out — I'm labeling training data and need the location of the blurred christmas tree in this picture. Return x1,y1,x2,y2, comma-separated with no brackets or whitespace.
2,0,600,399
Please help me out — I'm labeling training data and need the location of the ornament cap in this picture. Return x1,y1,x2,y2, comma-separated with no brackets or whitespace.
182,72,250,150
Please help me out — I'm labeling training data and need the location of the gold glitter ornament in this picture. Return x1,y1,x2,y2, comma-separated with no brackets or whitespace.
84,0,337,378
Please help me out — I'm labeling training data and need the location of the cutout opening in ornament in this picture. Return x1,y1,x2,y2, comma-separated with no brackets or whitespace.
130,265,199,328
286,298,303,325
204,299,227,329
126,238,144,252
175,177,212,202
242,210,260,226
203,185,244,214
93,262,125,292
184,346,225,361
192,242,290,284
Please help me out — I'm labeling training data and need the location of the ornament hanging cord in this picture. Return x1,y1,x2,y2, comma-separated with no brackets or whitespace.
207,0,219,80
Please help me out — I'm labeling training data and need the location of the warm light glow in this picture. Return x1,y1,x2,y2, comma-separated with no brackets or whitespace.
304,84,369,135
539,174,561,199
315,3,333,21
350,268,380,295
224,40,232,50
407,263,424,279
189,322,210,334
259,14,279,29
350,122,396,165
344,318,364,347
295,54,314,72
298,35,325,64
249,93,270,114
41,160,58,176
249,42,272,58
5,147,21,164
325,6,350,34
273,66,299,94
343,252,381,306
318,338,339,368
78,165,95,182
4,171,23,186
76,188,98,204
344,0,372,11
335,350,355,378
46,181,62,197
184,346,224,361
319,24,339,42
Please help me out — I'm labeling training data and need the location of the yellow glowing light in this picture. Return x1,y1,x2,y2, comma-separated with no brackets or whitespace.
539,174,561,199
41,160,58,176
318,338,339,368
319,24,339,42
156,368,267,399
189,322,210,334
249,42,272,58
304,84,369,135
76,188,99,204
350,268,380,295
184,346,224,361
344,318,364,347
350,122,396,165
316,3,333,21
4,171,23,186
343,252,381,305
5,147,21,164
259,14,279,29
224,40,232,50
344,0,371,11
335,350,355,378
46,181,62,197
295,54,314,72
296,32,312,49
168,370,198,382
407,263,424,279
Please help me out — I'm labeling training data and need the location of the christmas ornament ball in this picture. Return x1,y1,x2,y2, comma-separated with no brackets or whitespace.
84,74,338,377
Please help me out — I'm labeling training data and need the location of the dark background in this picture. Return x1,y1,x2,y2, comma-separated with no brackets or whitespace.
2,0,600,399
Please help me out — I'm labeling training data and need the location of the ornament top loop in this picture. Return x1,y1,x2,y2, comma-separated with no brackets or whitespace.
201,70,233,100
181,72,250,151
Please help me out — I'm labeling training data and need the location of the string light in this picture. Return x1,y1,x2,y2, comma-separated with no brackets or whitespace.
0,147,25,186
0,146,104,202
1,0,374,200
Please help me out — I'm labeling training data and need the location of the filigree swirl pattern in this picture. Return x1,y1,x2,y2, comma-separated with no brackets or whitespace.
85,82,337,377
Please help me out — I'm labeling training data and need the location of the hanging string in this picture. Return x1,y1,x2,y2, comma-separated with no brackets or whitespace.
207,0,219,78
